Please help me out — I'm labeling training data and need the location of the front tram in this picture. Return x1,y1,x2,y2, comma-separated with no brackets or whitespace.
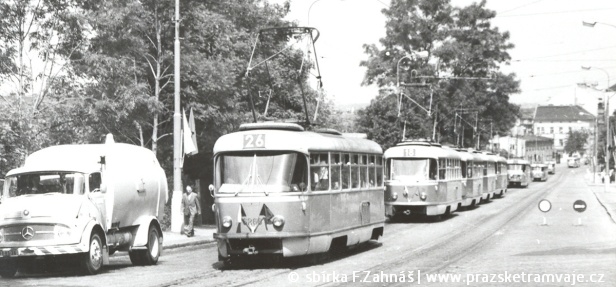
210,123,385,264
384,140,463,218
507,158,531,187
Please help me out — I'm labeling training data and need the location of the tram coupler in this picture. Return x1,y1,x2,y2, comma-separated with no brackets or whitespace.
243,245,258,255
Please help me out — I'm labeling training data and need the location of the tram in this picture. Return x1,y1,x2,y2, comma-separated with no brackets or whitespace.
456,148,483,208
506,158,531,187
494,154,508,197
210,123,385,264
473,151,497,202
531,163,549,181
384,140,463,218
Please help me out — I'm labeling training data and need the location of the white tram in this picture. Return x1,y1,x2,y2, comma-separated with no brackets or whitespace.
506,158,531,187
384,140,463,218
210,123,385,264
472,151,497,202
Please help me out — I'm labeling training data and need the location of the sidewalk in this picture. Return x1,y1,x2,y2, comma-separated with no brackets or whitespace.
162,225,217,250
587,172,616,223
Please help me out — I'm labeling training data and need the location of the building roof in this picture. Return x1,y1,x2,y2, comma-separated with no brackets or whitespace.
534,105,595,122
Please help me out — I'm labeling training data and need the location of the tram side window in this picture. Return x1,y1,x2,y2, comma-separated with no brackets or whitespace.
438,159,446,180
331,153,342,190
483,161,488,176
342,154,351,189
461,161,467,178
351,154,359,188
468,162,473,178
310,153,329,191
376,156,383,186
360,155,368,188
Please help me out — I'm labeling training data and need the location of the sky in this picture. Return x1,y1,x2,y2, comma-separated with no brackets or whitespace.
270,0,616,115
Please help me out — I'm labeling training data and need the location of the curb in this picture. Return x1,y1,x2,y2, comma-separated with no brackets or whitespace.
163,239,216,250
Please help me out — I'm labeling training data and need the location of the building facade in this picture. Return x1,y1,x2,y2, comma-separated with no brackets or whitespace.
533,105,595,158
492,135,554,163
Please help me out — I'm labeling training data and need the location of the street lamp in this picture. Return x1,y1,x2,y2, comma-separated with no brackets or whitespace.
581,65,611,191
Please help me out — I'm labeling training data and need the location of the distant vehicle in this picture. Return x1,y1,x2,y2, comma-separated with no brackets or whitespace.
507,159,531,187
0,135,168,277
547,161,556,174
531,163,549,181
567,158,580,168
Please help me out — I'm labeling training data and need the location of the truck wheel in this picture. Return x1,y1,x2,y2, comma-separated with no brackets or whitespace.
0,259,18,278
130,225,161,266
82,233,104,275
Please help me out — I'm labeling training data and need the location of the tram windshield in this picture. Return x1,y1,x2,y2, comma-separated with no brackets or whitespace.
507,164,527,171
389,158,437,181
219,151,307,193
3,172,86,198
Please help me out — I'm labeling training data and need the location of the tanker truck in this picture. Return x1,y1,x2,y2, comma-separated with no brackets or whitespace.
0,135,168,277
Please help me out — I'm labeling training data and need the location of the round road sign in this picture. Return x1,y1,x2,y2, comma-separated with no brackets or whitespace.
573,200,587,213
538,199,552,213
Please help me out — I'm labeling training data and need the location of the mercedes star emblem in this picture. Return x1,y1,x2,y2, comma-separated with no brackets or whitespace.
21,226,35,240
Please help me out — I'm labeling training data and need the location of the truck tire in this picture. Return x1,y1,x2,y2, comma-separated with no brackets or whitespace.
82,233,104,275
129,225,161,266
0,259,18,278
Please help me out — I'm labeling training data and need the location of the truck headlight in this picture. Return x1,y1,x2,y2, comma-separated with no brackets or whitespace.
271,215,285,228
54,225,72,239
222,216,232,228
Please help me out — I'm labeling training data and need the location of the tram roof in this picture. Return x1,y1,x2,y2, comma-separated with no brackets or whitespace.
384,142,462,159
213,123,382,155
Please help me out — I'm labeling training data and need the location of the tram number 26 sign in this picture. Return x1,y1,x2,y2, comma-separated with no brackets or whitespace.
243,134,266,149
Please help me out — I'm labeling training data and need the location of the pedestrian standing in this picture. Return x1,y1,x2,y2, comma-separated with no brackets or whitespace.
181,185,201,237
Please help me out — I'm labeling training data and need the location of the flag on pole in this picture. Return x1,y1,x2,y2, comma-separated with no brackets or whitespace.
189,107,198,152
183,109,197,156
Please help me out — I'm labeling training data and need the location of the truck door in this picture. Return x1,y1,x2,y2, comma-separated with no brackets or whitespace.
88,172,107,230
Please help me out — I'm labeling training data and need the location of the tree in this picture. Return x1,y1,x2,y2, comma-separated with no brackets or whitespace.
358,0,520,149
564,129,590,156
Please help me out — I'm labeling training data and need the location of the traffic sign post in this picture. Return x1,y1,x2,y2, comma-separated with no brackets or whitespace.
538,199,552,226
573,200,587,226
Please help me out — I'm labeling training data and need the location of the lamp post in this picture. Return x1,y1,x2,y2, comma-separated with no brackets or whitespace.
581,66,611,191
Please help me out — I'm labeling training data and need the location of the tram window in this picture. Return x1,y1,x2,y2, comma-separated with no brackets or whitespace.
351,154,359,188
342,154,351,189
291,155,308,188
331,154,341,190
438,159,446,180
461,162,467,178
310,153,329,191
376,156,383,186
360,159,368,188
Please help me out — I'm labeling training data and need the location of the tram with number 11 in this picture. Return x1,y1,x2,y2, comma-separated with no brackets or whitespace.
384,139,463,219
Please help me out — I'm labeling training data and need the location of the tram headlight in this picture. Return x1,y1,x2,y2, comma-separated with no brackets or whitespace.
392,192,398,200
222,216,233,228
271,215,285,228
420,192,427,201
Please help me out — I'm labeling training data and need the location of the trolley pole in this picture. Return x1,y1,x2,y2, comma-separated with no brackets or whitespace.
171,0,183,233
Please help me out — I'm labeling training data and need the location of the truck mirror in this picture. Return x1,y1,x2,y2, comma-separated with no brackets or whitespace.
208,184,215,197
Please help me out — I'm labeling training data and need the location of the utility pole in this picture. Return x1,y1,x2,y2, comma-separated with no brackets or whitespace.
171,0,183,233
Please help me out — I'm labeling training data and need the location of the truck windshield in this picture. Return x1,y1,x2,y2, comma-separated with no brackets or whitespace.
389,158,437,181
219,152,307,193
3,172,86,198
